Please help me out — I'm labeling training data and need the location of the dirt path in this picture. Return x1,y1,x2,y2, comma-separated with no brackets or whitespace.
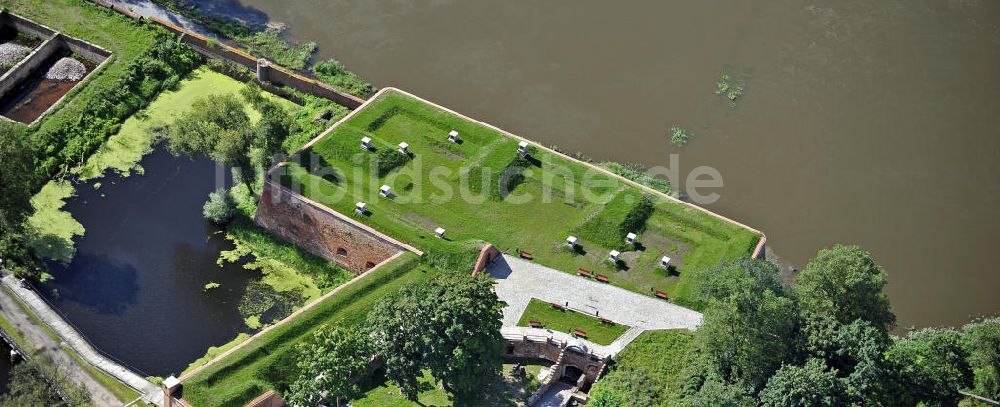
0,285,125,407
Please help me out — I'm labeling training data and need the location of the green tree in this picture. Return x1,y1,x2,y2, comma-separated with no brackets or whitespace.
367,272,505,401
165,94,257,193
287,325,371,406
886,327,973,406
0,358,92,407
202,188,236,224
794,245,895,330
759,359,848,407
962,318,1000,400
694,258,798,390
682,377,755,407
0,121,36,234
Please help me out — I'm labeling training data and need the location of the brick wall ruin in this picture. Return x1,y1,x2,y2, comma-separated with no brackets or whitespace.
255,181,414,274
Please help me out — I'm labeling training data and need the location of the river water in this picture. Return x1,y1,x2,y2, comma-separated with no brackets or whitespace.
39,149,253,375
207,0,1000,328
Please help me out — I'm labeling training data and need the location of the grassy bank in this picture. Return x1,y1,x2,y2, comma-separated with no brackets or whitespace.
516,299,628,346
181,253,428,407
277,89,760,306
588,330,697,406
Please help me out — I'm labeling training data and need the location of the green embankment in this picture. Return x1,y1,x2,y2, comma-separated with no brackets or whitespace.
181,253,428,407
280,89,760,305
588,330,697,406
516,299,628,346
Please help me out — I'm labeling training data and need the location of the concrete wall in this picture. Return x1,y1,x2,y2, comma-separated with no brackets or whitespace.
58,33,112,64
0,34,59,98
0,11,57,40
254,180,415,274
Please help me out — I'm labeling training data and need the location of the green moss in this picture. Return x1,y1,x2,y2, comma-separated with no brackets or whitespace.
244,315,262,330
24,181,84,264
77,67,297,181
516,299,628,345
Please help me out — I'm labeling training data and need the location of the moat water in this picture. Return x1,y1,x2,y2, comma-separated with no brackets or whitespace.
209,0,1000,329
38,149,254,376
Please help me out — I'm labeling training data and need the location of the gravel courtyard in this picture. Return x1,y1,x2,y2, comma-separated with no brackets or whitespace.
487,254,702,330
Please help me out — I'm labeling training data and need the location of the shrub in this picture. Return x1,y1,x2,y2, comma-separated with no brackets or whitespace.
374,147,410,177
601,161,673,195
203,188,236,224
312,58,374,98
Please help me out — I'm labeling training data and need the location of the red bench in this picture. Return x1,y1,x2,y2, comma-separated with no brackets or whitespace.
599,317,614,325
655,290,669,300
518,250,534,260
573,329,588,338
596,274,609,283
549,302,564,310
529,320,544,328
577,268,592,278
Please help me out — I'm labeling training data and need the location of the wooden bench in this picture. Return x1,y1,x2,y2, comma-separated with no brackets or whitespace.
528,320,544,328
518,250,533,260
577,268,592,278
654,290,669,300
596,274,609,283
599,317,614,325
549,302,564,310
573,329,588,338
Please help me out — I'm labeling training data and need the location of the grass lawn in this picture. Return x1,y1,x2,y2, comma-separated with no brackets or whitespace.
587,329,697,406
181,253,432,407
2,0,161,130
276,89,760,307
516,298,628,345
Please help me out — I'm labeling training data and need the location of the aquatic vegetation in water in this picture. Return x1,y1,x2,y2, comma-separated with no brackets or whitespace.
204,282,221,291
670,126,692,147
24,181,84,264
714,71,748,106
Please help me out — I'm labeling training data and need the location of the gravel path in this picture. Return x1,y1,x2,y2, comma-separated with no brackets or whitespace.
0,280,123,406
488,254,702,330
2,275,163,406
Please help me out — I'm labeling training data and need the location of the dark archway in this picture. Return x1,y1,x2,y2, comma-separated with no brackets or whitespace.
560,365,584,386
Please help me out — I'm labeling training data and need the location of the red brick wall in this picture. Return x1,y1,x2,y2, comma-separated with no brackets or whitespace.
254,181,406,274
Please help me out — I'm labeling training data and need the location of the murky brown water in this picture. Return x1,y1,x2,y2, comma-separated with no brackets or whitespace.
231,0,1000,328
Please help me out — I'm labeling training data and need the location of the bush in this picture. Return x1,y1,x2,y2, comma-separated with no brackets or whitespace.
203,188,236,224
374,147,411,177
312,58,374,98
601,161,673,195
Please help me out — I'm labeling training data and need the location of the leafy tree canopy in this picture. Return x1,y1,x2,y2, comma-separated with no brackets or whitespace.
795,244,895,330
367,272,505,402
287,325,371,406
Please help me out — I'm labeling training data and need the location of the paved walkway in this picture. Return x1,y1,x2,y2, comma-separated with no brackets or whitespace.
0,280,123,406
488,255,702,330
534,382,574,407
2,275,163,406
